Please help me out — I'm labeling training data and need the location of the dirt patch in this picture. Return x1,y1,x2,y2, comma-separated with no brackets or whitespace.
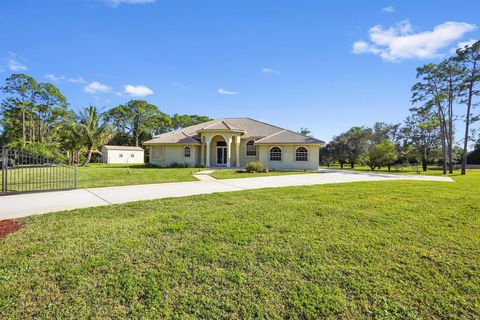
0,219,22,238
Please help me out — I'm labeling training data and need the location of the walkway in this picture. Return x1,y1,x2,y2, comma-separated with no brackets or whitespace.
0,170,453,220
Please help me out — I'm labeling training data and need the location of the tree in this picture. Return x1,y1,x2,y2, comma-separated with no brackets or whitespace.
328,136,349,168
78,106,114,166
438,58,463,173
343,126,372,168
362,140,397,171
299,127,311,136
319,143,334,167
1,74,40,147
400,113,441,171
411,64,450,174
171,114,211,130
456,41,480,174
105,100,170,147
467,137,480,164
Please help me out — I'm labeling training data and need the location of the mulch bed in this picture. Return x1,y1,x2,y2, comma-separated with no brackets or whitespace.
0,219,22,239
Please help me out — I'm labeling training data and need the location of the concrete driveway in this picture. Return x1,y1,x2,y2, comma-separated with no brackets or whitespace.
0,170,453,220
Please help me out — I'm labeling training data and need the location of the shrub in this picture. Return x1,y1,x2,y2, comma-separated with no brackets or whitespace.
168,162,190,168
245,161,264,173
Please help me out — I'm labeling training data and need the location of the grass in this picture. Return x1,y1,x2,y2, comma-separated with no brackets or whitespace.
320,164,469,176
1,173,479,318
4,164,202,190
210,169,315,179
76,163,202,188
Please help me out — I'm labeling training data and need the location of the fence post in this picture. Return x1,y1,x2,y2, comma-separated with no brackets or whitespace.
1,147,7,193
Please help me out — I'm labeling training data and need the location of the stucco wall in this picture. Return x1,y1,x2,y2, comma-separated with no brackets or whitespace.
102,149,144,164
149,145,198,167
258,145,319,170
239,139,259,166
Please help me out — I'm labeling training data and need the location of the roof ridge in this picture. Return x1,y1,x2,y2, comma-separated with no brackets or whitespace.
202,120,221,130
255,129,287,142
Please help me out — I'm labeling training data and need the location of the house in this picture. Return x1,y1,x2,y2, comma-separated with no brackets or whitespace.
143,118,324,170
101,145,145,164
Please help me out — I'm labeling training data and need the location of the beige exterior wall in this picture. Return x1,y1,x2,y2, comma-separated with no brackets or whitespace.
147,135,320,170
149,145,199,167
258,144,320,170
101,149,144,164
239,139,259,166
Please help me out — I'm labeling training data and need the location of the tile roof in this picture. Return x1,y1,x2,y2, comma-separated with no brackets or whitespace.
254,129,324,144
143,117,325,145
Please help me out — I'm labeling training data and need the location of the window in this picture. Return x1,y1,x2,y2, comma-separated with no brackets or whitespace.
152,145,165,161
119,153,123,158
184,146,191,158
246,141,256,156
130,154,135,158
270,147,282,161
217,141,227,146
296,147,308,161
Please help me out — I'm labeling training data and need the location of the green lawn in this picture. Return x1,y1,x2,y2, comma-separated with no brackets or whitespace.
76,164,202,188
1,173,479,318
210,169,315,179
320,164,468,176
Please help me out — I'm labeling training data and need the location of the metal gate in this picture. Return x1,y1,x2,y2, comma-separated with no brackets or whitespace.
1,148,76,195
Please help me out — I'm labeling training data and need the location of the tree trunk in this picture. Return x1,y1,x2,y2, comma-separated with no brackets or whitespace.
422,160,428,172
438,108,447,175
448,100,454,174
82,148,93,166
22,106,26,147
387,163,391,171
350,162,354,169
462,84,474,175
340,163,344,169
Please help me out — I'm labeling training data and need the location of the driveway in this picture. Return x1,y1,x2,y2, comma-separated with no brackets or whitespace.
0,170,453,220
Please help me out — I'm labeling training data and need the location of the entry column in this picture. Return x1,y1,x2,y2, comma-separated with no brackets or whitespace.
205,142,210,167
235,137,241,168
226,138,231,168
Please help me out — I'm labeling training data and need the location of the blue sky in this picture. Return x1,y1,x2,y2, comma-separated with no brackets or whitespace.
1,0,479,141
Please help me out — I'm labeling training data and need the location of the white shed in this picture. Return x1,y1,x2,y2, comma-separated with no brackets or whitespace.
101,145,145,164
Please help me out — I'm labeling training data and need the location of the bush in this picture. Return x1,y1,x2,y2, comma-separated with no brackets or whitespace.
245,161,264,173
168,162,190,168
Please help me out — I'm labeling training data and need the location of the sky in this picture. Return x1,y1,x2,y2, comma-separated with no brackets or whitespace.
1,0,479,142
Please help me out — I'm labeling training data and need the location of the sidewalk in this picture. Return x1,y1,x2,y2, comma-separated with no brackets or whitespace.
0,171,453,220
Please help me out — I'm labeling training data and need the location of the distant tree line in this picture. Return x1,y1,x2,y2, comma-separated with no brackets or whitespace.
321,41,480,175
0,73,211,166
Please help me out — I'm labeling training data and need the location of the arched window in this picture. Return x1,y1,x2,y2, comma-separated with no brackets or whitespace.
296,147,308,161
184,146,191,158
246,141,256,156
270,147,282,161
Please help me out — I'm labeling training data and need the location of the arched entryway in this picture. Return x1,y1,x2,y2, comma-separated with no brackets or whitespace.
202,132,242,168
209,135,227,167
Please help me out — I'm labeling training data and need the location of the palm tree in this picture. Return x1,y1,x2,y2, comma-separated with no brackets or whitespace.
78,105,113,166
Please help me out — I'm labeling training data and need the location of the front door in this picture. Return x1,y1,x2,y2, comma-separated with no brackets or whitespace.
216,147,227,165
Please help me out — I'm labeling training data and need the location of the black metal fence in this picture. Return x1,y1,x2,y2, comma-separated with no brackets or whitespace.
1,148,76,195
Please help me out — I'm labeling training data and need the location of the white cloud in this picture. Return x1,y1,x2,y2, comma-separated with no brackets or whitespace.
68,77,87,84
7,56,28,71
44,74,66,82
172,81,187,89
124,84,154,96
84,81,111,94
261,67,280,75
382,6,395,13
103,0,156,7
353,20,477,61
217,88,237,95
450,39,478,53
